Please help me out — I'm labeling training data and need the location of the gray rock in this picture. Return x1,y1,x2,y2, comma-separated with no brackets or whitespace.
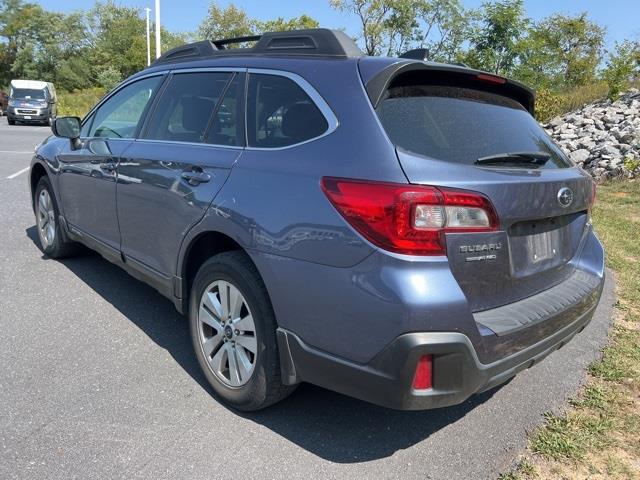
569,149,590,163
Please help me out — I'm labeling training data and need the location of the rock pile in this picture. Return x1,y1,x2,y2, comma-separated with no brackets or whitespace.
543,88,640,181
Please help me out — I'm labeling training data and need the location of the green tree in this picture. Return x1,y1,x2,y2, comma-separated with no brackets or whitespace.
602,40,640,99
330,0,470,60
87,1,147,79
0,0,91,89
330,0,391,55
414,0,470,62
514,13,605,89
462,0,527,75
198,2,256,40
258,14,320,33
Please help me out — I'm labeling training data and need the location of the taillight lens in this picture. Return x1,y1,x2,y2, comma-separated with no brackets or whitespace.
321,177,498,255
412,355,433,390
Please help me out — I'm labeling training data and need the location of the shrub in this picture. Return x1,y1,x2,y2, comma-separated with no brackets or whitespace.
535,82,609,123
57,87,106,118
96,66,123,92
602,40,640,100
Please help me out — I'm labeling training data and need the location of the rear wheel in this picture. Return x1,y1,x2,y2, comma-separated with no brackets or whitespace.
189,251,295,411
34,177,78,258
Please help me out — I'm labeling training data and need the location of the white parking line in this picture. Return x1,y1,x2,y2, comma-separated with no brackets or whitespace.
0,150,33,154
6,167,30,179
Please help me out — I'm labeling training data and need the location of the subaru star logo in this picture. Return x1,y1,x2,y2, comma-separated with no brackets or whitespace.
557,187,574,208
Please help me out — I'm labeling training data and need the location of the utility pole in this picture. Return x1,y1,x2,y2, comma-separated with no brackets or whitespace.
154,0,161,59
145,8,151,66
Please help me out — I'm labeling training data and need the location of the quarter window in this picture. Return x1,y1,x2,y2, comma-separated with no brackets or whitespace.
143,71,232,144
246,74,328,148
88,76,162,139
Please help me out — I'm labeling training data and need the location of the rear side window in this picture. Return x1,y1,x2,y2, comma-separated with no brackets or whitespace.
377,85,570,168
143,71,232,144
246,74,328,148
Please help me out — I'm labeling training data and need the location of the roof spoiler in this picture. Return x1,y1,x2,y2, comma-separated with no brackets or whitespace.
365,61,536,115
153,28,364,66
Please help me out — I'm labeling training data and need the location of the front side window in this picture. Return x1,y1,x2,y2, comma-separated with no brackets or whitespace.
246,74,328,148
143,71,232,144
89,75,162,139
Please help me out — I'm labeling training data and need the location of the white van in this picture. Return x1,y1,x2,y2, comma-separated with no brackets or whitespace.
8,79,57,126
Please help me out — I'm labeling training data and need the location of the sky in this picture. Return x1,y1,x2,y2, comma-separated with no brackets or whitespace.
35,0,639,49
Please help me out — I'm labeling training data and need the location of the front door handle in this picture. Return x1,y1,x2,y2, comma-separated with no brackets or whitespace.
181,169,211,186
99,162,116,172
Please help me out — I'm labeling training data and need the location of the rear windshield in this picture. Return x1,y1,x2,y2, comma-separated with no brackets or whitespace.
377,85,570,168
11,88,47,100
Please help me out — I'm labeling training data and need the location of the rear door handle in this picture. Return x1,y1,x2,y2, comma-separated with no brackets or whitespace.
181,170,211,185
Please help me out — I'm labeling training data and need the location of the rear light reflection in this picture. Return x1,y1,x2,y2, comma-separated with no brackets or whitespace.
412,355,433,390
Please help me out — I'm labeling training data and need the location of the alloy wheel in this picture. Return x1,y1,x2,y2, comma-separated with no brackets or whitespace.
37,189,55,249
197,280,257,387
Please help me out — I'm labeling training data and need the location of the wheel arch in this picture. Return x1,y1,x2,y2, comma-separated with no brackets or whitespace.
29,162,49,210
178,230,267,315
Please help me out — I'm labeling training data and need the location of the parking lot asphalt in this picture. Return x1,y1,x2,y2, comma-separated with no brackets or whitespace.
0,115,615,480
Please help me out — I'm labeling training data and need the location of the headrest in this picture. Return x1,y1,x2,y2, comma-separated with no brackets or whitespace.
181,96,216,133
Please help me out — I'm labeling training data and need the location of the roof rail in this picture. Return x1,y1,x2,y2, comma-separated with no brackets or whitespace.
152,28,363,66
213,35,261,49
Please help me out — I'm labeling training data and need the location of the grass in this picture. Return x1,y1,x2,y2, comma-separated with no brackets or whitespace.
57,87,106,118
501,180,640,479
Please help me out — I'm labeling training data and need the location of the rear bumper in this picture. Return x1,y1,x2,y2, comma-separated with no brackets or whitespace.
277,275,603,410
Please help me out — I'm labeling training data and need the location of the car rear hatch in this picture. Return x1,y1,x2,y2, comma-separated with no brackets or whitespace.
363,60,596,317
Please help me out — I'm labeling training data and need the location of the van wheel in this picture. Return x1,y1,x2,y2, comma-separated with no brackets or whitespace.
189,251,296,411
34,177,78,258
8,118,15,125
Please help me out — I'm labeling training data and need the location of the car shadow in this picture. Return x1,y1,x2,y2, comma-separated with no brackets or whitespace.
26,225,501,463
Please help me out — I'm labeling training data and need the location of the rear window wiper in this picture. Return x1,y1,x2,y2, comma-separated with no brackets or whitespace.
475,151,551,166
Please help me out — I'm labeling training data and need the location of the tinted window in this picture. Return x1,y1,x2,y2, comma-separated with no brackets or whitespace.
89,76,162,139
377,85,570,168
205,75,242,146
247,74,328,148
143,71,231,143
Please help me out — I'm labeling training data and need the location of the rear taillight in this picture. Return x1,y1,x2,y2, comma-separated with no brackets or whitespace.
412,355,433,390
321,177,498,255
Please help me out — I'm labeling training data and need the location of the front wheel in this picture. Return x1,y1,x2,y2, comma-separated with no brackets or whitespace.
8,118,15,125
189,251,295,411
34,177,78,258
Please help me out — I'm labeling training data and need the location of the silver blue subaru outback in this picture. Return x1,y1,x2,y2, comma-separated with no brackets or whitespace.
30,29,604,411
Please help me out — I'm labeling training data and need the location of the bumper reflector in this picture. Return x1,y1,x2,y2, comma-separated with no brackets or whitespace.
412,354,433,390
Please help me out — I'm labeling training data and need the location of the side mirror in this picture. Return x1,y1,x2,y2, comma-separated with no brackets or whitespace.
52,116,81,139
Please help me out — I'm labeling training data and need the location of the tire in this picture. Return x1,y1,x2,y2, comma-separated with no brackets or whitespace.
34,177,78,258
8,118,15,125
189,251,295,411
